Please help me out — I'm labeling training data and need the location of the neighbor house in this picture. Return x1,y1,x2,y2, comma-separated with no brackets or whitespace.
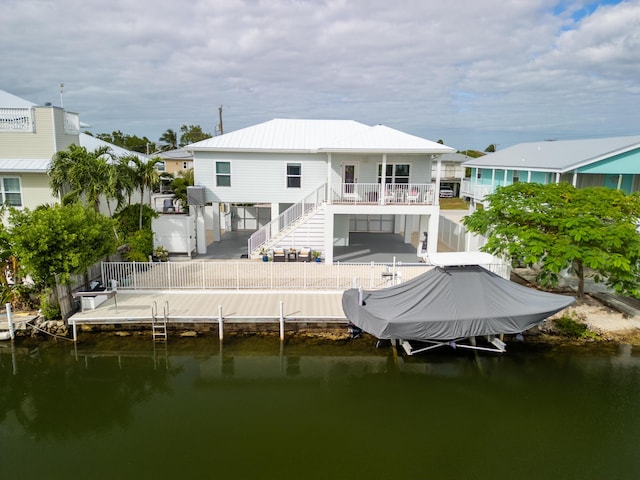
0,89,149,217
461,135,640,207
186,118,455,263
156,147,193,175
432,152,472,197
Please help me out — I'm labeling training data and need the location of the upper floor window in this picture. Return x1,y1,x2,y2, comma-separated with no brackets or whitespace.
2,177,22,207
378,164,410,184
216,161,231,187
286,163,301,188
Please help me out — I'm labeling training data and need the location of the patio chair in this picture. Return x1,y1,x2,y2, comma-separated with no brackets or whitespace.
298,248,311,262
407,188,421,203
273,248,286,262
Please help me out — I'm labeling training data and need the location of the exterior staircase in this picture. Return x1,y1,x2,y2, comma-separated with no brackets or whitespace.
248,184,326,258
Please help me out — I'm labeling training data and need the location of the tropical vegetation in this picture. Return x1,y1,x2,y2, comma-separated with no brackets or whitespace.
463,182,640,298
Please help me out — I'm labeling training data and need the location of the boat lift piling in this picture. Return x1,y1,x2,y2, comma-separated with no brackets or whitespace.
6,303,15,340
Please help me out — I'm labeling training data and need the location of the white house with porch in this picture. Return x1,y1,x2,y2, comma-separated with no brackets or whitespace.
186,119,455,263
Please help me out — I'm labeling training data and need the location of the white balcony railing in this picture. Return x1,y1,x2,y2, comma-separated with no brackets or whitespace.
460,180,493,202
64,111,80,134
331,183,436,205
0,107,34,132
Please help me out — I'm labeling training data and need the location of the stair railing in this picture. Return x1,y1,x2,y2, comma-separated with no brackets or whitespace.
248,183,326,255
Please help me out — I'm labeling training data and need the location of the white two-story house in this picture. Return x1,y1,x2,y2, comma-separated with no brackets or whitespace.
187,118,455,263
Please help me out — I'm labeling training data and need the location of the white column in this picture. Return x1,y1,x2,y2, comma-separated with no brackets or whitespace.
324,205,335,264
326,153,332,204
572,170,578,187
527,170,532,183
381,153,388,205
435,155,442,206
196,206,207,254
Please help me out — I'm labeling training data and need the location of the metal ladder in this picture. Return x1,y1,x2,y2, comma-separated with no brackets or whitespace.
151,300,168,341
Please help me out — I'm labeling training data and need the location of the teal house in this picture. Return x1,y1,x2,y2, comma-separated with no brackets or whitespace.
461,135,640,206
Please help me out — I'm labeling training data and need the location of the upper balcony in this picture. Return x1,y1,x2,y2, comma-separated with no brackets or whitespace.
0,107,79,135
460,179,493,202
330,183,436,206
0,107,35,132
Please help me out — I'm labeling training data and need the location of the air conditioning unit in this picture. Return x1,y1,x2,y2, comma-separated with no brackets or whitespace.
187,186,206,206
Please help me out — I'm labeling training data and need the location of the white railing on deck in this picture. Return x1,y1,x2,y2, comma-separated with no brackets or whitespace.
460,180,493,202
248,184,326,255
101,260,510,291
0,107,34,132
331,183,436,205
64,111,80,134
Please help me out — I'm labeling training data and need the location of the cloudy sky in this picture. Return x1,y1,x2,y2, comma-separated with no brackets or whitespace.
2,0,639,150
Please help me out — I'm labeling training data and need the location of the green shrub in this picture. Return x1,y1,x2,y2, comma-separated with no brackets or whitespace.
124,230,153,262
554,313,598,339
39,290,61,320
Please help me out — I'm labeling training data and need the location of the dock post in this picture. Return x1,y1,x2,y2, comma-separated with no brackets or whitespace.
6,303,14,340
279,301,285,341
72,319,77,342
218,305,223,341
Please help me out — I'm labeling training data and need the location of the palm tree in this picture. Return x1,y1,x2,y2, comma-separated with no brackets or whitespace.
169,168,194,209
49,144,115,212
159,129,178,149
129,156,163,229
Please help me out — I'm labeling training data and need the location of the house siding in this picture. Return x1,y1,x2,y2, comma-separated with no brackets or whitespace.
19,172,59,209
0,107,78,159
194,151,327,204
577,149,640,175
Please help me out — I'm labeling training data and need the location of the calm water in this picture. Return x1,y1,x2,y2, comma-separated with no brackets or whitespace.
1,335,639,480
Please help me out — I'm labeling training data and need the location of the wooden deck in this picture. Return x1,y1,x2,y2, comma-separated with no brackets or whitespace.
69,290,347,325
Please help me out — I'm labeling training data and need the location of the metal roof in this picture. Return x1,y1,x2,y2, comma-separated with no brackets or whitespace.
79,133,149,162
156,148,193,160
187,118,454,154
0,89,37,108
0,158,50,172
463,135,640,172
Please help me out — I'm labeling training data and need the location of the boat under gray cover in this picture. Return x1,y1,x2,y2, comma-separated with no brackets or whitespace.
341,265,575,341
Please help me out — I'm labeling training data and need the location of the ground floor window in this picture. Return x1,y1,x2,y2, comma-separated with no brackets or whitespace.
286,163,301,188
1,177,22,207
377,164,410,184
216,161,231,187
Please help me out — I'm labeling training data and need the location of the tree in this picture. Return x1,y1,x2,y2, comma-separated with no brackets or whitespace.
159,129,178,149
168,168,194,208
9,204,117,287
128,156,163,229
96,130,153,153
179,124,212,146
462,182,640,298
484,144,496,152
49,144,118,214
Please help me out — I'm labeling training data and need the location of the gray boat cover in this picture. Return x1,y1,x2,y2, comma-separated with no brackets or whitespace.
342,265,575,341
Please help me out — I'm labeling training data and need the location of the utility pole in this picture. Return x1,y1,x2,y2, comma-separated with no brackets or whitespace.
218,105,224,135
59,82,64,108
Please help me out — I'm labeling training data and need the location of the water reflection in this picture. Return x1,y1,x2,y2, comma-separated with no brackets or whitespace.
1,337,640,480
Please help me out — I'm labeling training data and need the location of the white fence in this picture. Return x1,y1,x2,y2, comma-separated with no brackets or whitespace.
438,215,487,253
101,260,510,291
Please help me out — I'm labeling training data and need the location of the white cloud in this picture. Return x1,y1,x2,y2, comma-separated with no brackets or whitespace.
1,0,638,149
